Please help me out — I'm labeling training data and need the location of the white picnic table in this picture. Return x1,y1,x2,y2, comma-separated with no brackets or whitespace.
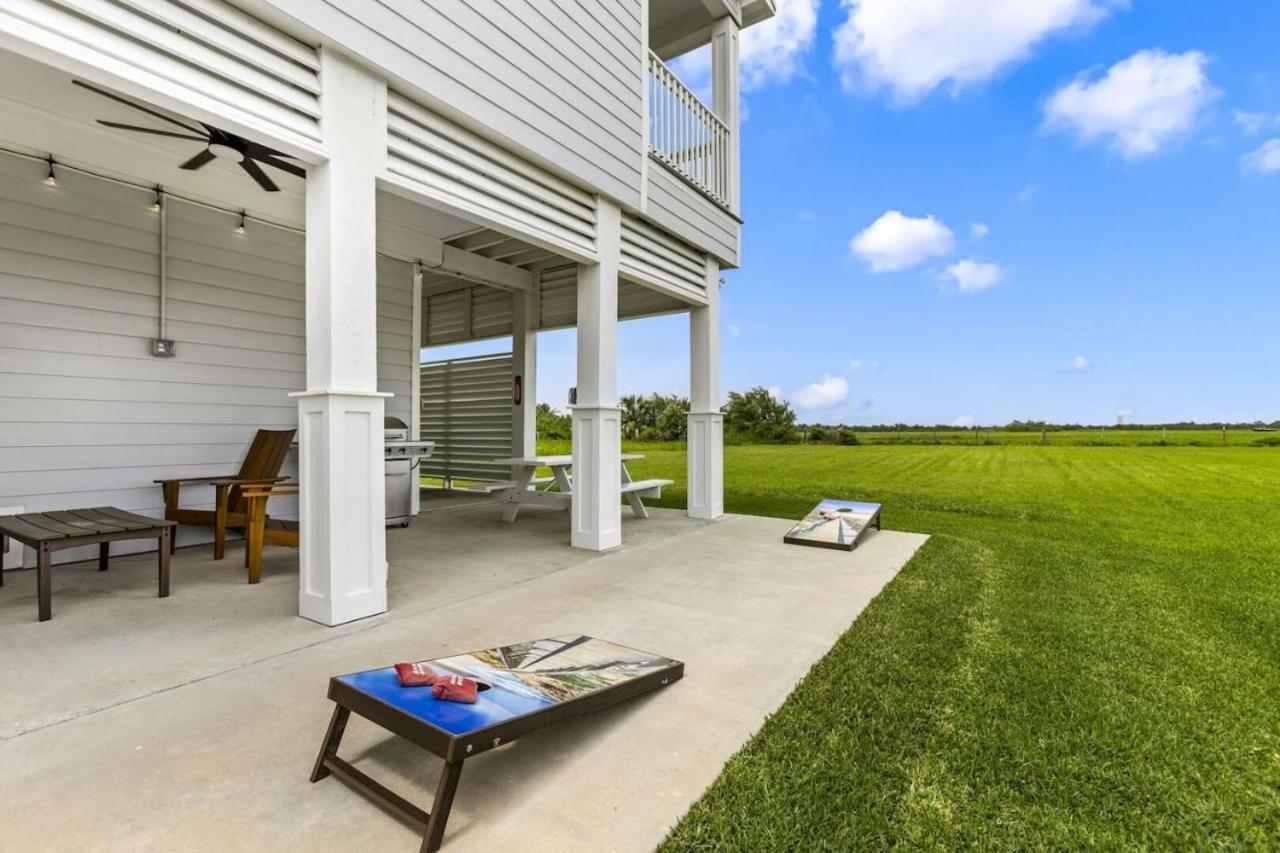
489,454,673,523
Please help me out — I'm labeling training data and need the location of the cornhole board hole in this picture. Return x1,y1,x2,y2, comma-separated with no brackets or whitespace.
783,499,882,551
310,634,683,852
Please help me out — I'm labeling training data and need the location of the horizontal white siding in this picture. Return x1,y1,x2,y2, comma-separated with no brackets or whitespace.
377,254,414,431
0,0,321,146
645,158,740,267
621,213,708,304
258,0,645,207
419,353,514,482
0,152,413,566
537,264,688,331
387,93,598,261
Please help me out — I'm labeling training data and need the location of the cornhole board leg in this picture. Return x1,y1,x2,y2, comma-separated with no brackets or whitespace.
309,702,465,853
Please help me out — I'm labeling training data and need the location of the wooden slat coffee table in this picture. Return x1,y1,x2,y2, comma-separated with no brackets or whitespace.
0,507,175,622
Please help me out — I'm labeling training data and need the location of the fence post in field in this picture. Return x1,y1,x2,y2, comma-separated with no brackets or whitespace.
1222,425,1227,445
1041,428,1047,445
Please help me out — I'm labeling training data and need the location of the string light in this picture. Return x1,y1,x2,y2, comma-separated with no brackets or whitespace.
43,156,57,187
234,210,247,235
149,187,163,212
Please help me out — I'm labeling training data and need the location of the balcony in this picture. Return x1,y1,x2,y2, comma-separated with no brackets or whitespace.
648,50,731,210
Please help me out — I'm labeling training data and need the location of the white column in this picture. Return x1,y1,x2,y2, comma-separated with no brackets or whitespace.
571,199,622,551
511,284,538,461
410,263,424,517
291,49,390,626
688,256,723,519
711,14,741,214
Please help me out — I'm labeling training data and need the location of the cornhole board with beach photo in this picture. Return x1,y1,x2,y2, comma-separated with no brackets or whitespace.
311,634,683,852
783,499,882,551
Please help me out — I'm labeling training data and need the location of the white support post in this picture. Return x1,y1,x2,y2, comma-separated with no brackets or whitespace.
710,14,741,214
511,284,538,462
410,263,424,517
688,256,724,519
291,49,390,626
571,199,623,551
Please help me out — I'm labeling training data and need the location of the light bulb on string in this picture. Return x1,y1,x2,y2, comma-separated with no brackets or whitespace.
234,210,247,235
43,156,57,187
149,187,163,213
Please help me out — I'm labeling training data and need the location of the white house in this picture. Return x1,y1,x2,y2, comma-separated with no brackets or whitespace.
0,0,774,625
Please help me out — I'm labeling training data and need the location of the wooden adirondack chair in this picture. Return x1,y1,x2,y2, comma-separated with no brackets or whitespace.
241,482,299,584
155,428,295,560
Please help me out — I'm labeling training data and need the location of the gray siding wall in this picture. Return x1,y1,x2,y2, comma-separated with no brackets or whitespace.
0,154,413,565
645,159,740,267
262,0,646,209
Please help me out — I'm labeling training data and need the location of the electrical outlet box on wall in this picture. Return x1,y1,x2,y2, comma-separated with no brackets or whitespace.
1,505,26,569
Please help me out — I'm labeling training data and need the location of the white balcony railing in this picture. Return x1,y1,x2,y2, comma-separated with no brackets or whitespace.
648,50,731,209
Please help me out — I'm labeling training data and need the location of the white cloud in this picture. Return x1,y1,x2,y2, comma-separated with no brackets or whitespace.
1068,355,1091,371
833,0,1121,104
1016,185,1039,203
944,258,1003,292
1043,49,1218,158
669,0,818,95
767,385,784,401
954,415,976,428
848,358,872,373
851,210,955,272
742,0,819,90
970,222,990,240
1234,109,1280,136
792,375,850,410
1241,139,1280,175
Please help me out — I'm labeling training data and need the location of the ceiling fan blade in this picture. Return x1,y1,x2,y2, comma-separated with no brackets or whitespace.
96,120,207,142
252,152,306,179
179,149,217,171
239,157,279,192
244,140,292,160
73,80,204,135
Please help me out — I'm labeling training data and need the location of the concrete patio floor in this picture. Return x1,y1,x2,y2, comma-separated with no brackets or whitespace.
0,497,926,852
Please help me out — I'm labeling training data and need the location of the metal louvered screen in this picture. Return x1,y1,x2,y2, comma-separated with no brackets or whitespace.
420,353,513,483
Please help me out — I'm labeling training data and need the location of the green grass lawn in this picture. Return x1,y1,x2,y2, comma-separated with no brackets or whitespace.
549,441,1280,847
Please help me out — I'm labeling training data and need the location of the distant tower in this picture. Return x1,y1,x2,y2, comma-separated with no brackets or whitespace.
1115,412,1126,426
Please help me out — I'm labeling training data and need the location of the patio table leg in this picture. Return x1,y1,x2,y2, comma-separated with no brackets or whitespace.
158,528,171,598
37,541,51,622
620,462,648,518
310,705,351,783
551,465,573,512
98,542,109,571
421,760,464,853
501,465,536,523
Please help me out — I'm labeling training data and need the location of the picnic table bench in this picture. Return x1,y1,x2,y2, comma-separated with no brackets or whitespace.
489,454,674,522
0,507,174,622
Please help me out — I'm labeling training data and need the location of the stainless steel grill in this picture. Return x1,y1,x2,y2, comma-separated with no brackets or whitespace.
384,417,433,527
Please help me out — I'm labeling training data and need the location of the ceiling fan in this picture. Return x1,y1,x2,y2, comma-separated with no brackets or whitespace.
72,79,305,192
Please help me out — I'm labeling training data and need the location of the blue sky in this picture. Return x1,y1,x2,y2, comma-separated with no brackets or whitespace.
433,1,1280,426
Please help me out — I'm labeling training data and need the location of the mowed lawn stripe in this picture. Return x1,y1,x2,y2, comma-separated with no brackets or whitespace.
585,443,1280,848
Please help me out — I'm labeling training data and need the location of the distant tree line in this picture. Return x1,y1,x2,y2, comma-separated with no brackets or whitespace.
537,392,1278,445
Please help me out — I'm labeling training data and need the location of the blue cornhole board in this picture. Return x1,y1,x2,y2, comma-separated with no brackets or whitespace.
311,635,683,852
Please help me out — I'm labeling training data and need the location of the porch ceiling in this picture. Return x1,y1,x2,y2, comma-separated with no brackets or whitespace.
650,0,778,60
0,45,566,282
